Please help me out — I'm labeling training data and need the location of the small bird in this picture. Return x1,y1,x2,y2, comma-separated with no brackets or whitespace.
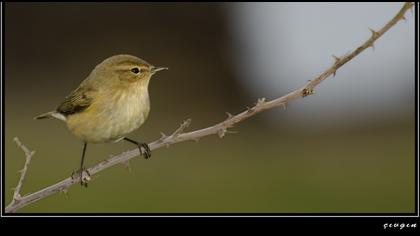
34,54,167,186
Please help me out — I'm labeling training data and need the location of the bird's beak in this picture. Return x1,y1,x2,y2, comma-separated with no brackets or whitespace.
151,66,168,74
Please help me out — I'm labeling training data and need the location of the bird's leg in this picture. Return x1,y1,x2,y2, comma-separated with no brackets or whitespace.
71,142,90,187
123,137,151,159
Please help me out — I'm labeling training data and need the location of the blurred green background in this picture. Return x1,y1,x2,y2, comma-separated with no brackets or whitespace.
4,3,414,213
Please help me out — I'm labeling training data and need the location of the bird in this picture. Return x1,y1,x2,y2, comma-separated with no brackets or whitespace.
34,54,167,186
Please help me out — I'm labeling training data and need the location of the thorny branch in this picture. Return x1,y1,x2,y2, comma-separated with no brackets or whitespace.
8,138,35,210
5,2,414,213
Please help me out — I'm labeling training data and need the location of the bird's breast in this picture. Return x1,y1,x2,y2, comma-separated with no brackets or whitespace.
109,87,150,130
67,84,150,143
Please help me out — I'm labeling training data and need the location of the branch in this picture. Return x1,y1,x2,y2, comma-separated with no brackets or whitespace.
7,138,35,212
5,2,413,213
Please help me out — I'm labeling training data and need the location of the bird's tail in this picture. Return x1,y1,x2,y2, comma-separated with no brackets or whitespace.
34,111,55,120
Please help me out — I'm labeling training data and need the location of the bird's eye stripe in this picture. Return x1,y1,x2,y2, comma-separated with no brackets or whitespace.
131,68,140,74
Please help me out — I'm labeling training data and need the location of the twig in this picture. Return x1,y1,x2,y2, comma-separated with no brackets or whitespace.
7,138,35,213
5,2,413,213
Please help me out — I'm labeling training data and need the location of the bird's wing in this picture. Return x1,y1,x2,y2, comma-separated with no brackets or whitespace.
56,85,95,116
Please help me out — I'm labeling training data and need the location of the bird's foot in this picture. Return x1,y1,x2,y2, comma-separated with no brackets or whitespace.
137,143,151,159
123,137,151,159
71,168,91,187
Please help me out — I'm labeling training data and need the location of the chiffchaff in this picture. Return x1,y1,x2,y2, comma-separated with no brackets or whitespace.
34,54,167,186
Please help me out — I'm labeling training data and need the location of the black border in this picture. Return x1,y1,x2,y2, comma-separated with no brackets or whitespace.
2,1,5,218
415,0,419,219
1,3,418,230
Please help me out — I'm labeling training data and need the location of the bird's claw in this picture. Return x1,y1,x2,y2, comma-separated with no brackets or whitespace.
71,168,91,187
138,143,151,159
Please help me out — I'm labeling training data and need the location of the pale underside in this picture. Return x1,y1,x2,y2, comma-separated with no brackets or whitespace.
64,81,150,143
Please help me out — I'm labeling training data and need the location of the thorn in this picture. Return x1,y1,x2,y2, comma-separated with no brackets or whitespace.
246,106,254,113
256,97,266,106
369,28,379,38
366,36,376,51
401,15,407,22
122,160,131,172
218,129,227,138
302,88,315,97
281,103,287,110
226,112,233,119
172,119,192,137
160,132,167,139
226,130,238,135
370,43,375,51
193,137,200,142
13,194,22,201
183,119,192,128
368,28,379,51
332,55,340,63
60,188,69,199
332,55,340,76
17,169,24,174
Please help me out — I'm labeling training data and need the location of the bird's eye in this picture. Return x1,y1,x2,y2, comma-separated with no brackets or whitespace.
131,68,140,74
